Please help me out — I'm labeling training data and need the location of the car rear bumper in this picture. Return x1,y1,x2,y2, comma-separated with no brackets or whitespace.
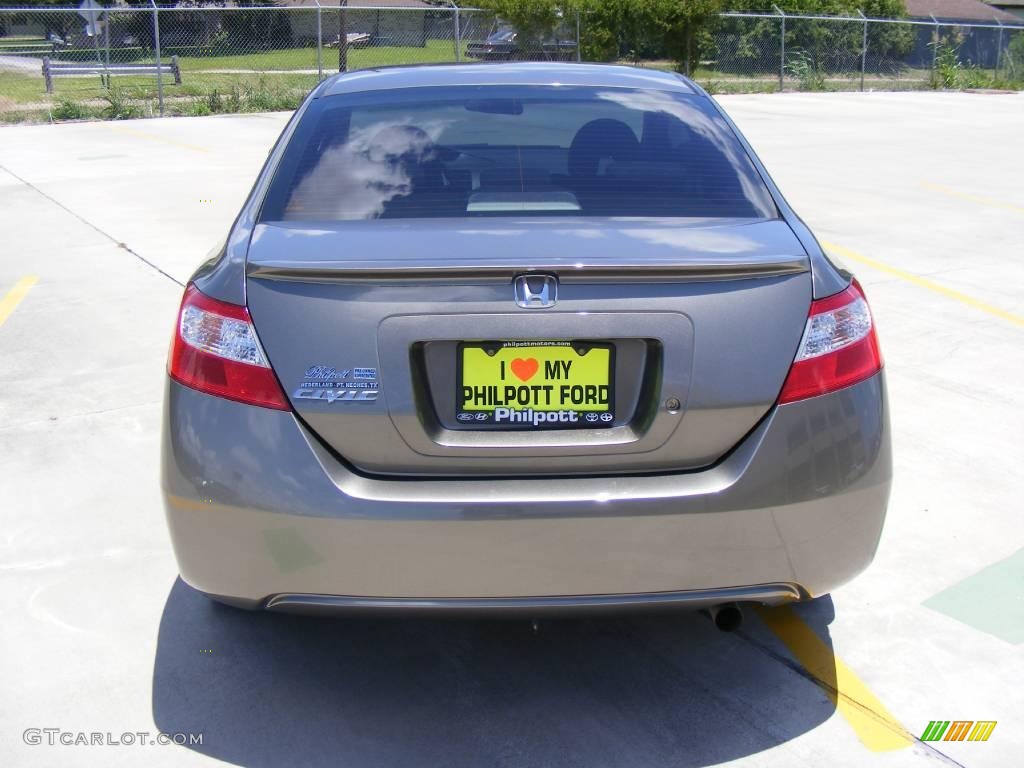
161,372,891,611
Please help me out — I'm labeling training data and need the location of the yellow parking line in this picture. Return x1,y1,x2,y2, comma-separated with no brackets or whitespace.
921,181,1024,215
0,276,38,329
821,240,1024,328
166,493,218,512
106,124,209,154
756,606,913,752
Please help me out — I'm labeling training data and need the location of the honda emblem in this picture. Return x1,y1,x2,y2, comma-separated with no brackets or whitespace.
513,274,557,309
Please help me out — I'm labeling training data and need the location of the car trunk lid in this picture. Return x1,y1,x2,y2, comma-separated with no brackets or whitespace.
245,217,811,477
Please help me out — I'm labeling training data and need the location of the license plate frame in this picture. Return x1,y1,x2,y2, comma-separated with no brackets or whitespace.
456,340,615,429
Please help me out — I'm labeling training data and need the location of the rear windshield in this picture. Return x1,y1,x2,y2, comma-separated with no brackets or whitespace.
259,85,777,222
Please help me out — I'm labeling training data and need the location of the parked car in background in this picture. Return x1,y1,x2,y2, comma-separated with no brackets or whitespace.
326,31,371,49
466,25,576,61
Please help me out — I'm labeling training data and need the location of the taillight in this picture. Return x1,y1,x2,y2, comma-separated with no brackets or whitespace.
168,284,290,410
778,279,883,404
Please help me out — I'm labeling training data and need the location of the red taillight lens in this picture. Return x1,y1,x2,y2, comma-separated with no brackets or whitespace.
168,284,290,410
778,280,883,404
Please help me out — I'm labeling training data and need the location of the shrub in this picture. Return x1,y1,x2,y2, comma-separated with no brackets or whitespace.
187,98,212,117
1003,31,1024,78
51,98,90,121
930,37,960,88
100,87,141,120
206,89,224,113
787,49,827,91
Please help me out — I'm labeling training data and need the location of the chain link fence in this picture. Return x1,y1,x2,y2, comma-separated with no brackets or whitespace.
0,5,1021,121
704,12,1024,93
0,4,576,119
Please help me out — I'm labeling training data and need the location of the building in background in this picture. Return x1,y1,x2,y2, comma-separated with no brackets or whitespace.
984,0,1024,20
904,0,1020,22
903,0,1022,69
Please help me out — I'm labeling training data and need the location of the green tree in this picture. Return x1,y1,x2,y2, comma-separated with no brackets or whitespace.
472,0,725,73
469,0,568,38
465,0,580,58
718,0,912,76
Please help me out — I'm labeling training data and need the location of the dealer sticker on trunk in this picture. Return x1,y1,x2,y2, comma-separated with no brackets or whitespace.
293,364,379,403
458,341,614,428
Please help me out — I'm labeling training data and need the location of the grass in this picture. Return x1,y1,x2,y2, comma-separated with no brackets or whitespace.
0,68,312,123
174,78,307,117
50,97,92,120
628,55,1024,93
2,39,464,73
626,59,937,92
2,38,1022,124
0,107,49,124
0,69,316,102
173,40,467,72
0,37,464,121
0,35,52,49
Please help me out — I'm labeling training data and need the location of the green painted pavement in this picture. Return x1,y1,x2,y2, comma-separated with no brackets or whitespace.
924,548,1024,644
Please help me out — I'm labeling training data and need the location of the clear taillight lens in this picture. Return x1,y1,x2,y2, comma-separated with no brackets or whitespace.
795,296,872,360
168,284,290,410
778,280,883,404
179,304,268,366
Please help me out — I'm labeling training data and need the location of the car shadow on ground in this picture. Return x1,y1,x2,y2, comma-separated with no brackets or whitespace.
153,578,838,768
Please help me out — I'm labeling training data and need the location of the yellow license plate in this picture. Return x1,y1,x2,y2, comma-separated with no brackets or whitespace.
458,341,614,428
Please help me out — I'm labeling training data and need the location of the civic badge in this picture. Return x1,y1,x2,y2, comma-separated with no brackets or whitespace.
293,363,378,404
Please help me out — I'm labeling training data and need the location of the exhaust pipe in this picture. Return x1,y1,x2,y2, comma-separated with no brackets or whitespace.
708,602,743,632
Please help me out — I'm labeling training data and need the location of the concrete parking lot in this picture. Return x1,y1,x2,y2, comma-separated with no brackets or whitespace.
1,91,1022,768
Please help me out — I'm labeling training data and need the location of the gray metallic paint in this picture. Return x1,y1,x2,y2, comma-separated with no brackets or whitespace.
245,218,810,282
165,64,885,609
321,63,700,97
162,372,890,603
246,268,811,475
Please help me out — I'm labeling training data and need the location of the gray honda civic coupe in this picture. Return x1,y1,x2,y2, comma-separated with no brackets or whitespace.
162,63,889,625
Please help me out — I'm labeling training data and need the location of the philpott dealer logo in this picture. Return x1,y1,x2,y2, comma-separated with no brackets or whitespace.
920,720,997,742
